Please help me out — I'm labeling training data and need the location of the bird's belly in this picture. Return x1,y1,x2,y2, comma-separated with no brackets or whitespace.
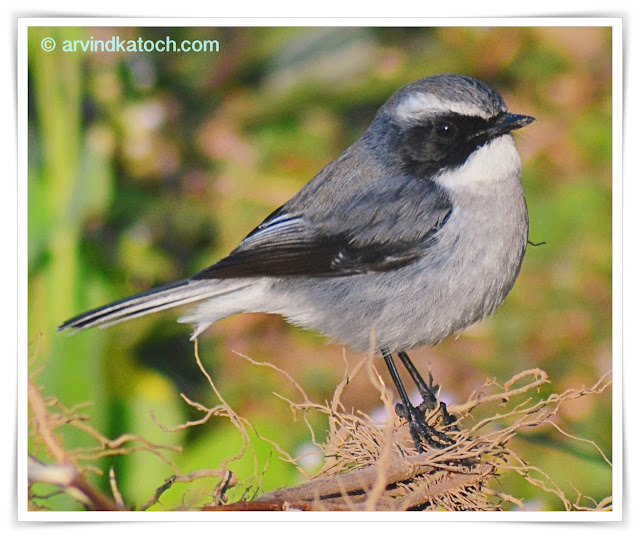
271,254,522,352
270,208,527,353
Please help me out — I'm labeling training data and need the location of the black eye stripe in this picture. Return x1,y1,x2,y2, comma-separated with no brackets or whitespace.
400,112,498,142
435,121,458,139
393,110,507,176
434,113,494,136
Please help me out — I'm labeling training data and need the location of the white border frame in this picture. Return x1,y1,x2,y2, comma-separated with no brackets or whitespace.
17,17,623,523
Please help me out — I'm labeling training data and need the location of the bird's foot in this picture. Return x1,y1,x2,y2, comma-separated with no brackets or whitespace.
395,401,454,452
414,370,442,412
414,372,459,428
438,401,459,429
382,350,459,452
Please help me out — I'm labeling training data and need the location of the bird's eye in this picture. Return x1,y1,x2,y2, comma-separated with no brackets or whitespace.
435,121,457,140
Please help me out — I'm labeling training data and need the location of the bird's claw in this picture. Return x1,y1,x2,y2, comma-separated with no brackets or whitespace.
395,401,454,452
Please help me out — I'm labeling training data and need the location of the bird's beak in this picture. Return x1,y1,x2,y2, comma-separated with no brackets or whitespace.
469,113,536,141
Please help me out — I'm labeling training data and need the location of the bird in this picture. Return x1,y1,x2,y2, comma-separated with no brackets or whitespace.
59,74,535,451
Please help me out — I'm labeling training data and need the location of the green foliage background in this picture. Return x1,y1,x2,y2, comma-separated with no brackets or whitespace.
27,26,613,510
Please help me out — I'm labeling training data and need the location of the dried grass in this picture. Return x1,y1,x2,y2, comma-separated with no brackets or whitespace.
28,342,612,512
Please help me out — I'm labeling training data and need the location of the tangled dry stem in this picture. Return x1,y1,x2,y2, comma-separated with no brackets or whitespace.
28,343,612,512
205,356,612,512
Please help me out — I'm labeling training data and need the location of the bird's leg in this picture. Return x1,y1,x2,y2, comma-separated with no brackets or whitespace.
381,349,453,452
397,351,438,412
397,351,458,428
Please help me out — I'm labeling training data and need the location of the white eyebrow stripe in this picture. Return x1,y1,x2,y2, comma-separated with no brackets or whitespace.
395,93,492,120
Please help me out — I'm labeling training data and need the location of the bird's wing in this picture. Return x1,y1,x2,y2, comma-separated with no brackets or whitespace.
192,182,453,280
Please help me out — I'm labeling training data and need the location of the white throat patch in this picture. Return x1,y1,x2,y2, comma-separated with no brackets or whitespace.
434,136,522,192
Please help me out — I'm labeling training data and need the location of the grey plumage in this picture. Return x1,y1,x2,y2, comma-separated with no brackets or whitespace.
59,74,533,355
